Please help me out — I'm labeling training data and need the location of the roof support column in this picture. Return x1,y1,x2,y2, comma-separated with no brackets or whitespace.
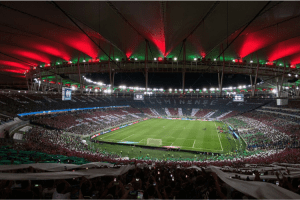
77,53,82,94
182,71,185,93
111,72,115,90
296,85,300,96
26,75,30,92
182,39,186,92
145,40,148,92
39,66,42,91
60,77,63,93
219,50,225,97
275,65,279,97
55,65,59,93
109,45,113,91
252,59,259,97
278,62,286,98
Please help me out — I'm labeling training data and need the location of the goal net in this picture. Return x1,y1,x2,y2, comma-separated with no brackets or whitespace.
147,138,162,146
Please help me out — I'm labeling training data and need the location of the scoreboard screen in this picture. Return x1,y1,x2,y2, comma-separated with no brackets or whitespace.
134,93,144,100
62,87,72,101
233,94,244,102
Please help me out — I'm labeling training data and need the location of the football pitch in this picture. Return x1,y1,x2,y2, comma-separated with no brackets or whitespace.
93,119,244,153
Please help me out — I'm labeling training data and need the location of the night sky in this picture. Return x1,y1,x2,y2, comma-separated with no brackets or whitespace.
86,73,260,89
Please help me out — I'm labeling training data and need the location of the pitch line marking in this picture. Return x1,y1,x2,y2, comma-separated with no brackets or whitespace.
121,134,135,141
181,146,223,152
98,128,128,139
138,139,145,143
192,140,196,148
214,121,224,152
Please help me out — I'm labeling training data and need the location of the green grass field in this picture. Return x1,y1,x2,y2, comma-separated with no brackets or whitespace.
93,119,245,155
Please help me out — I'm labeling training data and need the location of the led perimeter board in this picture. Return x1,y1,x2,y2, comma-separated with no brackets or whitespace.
134,93,144,100
233,94,244,102
62,87,72,101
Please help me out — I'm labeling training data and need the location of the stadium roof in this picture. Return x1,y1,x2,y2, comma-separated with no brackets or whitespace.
0,1,300,86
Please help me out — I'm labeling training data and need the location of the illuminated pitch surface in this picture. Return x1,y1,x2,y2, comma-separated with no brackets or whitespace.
94,119,241,153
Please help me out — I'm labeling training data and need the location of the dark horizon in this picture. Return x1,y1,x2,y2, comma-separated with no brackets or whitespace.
86,73,260,89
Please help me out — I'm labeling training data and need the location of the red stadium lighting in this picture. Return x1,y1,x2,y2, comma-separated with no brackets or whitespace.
158,57,163,61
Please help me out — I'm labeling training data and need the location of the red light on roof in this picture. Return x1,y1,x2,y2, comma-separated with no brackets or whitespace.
89,58,100,63
291,65,296,69
158,57,163,61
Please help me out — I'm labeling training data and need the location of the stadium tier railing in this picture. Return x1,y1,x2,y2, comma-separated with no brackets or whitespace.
0,161,299,199
8,120,30,137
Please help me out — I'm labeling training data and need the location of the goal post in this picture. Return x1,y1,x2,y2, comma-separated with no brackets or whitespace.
147,138,162,146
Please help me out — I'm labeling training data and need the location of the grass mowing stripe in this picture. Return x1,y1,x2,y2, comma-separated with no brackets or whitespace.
93,119,243,154
214,121,224,152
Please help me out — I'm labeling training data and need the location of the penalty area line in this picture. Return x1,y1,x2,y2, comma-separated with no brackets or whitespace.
214,121,224,152
120,134,135,141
